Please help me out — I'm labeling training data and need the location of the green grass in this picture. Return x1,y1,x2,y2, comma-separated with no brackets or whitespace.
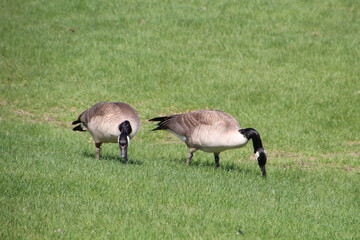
1,0,359,239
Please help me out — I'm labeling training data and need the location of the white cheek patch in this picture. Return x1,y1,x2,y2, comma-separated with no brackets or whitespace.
254,151,260,160
254,150,266,160
118,135,130,146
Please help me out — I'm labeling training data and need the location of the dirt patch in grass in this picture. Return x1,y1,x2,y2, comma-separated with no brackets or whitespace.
268,150,299,159
309,163,358,174
11,109,34,116
8,107,71,129
45,117,67,127
297,161,360,173
268,150,360,174
276,160,360,174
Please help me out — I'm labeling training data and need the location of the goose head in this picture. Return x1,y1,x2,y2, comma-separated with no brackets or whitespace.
255,148,267,177
118,120,132,160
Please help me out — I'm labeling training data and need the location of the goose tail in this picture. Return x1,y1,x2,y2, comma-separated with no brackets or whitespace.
149,116,170,131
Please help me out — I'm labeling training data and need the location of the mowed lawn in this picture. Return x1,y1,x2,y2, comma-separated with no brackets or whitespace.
1,0,359,239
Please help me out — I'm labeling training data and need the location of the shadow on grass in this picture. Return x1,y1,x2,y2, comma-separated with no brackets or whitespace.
171,157,255,175
81,151,143,165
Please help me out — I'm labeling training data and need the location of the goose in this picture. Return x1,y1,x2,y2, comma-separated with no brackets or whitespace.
72,102,140,162
149,110,267,176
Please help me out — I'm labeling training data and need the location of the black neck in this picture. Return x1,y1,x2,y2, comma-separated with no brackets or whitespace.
239,128,264,153
240,128,267,177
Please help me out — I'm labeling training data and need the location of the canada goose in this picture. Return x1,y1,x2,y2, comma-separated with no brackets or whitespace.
72,102,140,162
149,110,267,176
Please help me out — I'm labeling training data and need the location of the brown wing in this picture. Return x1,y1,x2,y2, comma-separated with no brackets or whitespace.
74,102,139,127
111,102,139,121
150,110,240,137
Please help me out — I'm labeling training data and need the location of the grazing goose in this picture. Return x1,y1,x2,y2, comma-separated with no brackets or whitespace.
72,102,140,162
149,110,267,176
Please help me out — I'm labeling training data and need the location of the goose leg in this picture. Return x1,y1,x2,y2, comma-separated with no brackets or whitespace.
214,153,220,168
186,148,197,166
95,142,102,160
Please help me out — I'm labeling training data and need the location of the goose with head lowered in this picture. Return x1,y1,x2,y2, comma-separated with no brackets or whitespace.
72,102,140,162
149,110,267,176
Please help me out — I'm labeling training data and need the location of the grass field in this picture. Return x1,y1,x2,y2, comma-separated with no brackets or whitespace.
1,0,359,239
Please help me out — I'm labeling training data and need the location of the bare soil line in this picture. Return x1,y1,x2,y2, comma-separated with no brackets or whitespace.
267,150,360,174
11,109,34,116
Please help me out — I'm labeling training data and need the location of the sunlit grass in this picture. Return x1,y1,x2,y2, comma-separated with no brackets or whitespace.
1,0,359,239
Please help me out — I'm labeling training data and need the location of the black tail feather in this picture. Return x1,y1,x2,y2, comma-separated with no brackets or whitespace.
149,116,170,131
72,120,81,125
149,116,168,122
73,124,86,132
151,126,168,131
